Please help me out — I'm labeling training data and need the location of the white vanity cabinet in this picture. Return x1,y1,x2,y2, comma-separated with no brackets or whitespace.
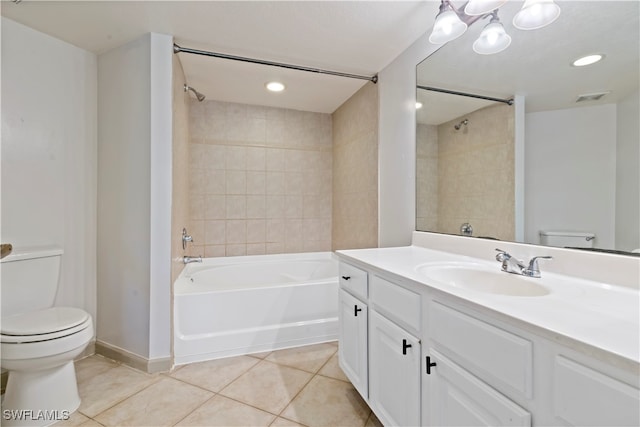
338,288,368,398
338,262,423,426
423,299,532,427
338,263,369,399
337,252,640,427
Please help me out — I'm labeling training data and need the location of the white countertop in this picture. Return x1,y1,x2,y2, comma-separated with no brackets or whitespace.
336,245,640,366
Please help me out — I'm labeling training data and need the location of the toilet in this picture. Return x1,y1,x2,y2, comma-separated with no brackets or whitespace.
539,230,596,248
0,247,93,427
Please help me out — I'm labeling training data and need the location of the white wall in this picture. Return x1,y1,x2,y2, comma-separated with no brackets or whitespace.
97,33,172,361
524,104,617,249
1,17,97,324
378,33,438,247
615,90,640,252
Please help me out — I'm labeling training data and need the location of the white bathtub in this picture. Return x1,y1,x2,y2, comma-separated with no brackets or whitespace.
173,252,338,365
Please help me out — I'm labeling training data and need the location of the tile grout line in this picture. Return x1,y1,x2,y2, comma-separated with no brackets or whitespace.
170,392,218,427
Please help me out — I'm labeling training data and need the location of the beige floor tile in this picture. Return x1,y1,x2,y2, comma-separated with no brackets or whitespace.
265,343,337,373
249,350,273,359
94,377,212,426
365,411,383,427
270,416,307,427
176,395,275,426
79,420,104,427
220,360,313,414
74,355,118,384
52,411,90,426
317,354,349,382
170,355,259,392
77,365,159,418
280,376,370,427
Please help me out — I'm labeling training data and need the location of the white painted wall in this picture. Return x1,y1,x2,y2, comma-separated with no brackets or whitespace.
97,33,172,361
1,17,97,325
615,90,640,252
378,33,438,247
524,104,617,249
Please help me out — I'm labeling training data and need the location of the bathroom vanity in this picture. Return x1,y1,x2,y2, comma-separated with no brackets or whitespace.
336,233,640,427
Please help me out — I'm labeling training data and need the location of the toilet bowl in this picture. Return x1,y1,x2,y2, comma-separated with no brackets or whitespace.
0,248,94,427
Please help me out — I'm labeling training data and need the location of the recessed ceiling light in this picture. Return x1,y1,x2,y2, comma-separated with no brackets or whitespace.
415,102,423,109
265,82,285,92
572,54,604,67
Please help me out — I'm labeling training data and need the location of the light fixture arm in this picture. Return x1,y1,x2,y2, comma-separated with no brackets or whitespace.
441,0,488,27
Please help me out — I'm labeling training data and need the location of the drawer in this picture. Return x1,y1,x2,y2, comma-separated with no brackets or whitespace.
370,275,421,333
553,356,640,426
430,301,533,398
339,262,368,300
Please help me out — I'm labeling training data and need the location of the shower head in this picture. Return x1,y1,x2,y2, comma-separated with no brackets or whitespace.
454,119,469,130
184,84,205,102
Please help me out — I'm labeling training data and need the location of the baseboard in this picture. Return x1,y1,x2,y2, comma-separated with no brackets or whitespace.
95,341,171,373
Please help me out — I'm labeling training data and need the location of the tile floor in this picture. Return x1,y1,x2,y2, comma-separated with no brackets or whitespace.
55,342,383,427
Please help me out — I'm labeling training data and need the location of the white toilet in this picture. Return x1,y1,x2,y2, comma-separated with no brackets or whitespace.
1,247,94,427
539,230,596,248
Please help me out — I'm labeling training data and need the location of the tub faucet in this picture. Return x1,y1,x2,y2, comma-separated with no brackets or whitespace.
495,249,552,278
183,255,202,264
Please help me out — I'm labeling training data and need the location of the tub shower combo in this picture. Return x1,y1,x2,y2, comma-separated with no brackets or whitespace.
173,251,338,365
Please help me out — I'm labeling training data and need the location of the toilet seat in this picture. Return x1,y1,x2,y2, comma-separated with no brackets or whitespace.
1,307,91,344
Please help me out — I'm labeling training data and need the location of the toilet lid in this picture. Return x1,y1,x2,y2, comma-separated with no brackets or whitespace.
1,307,90,337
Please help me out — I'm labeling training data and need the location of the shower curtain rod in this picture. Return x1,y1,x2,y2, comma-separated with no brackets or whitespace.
417,85,513,105
173,44,378,84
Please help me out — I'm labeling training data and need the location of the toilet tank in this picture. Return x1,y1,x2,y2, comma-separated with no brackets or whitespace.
0,246,63,317
539,231,595,248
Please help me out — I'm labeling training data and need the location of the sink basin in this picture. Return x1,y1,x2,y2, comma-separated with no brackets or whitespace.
416,263,550,297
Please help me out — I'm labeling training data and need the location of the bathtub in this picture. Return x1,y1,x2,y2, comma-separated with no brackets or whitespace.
173,252,338,365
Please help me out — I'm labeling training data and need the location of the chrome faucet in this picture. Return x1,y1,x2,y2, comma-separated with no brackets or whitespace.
183,255,202,264
495,249,552,278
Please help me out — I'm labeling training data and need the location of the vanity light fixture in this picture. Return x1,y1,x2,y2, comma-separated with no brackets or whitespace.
473,11,511,55
265,81,285,92
512,0,561,30
464,0,508,16
429,1,468,44
571,54,605,67
429,0,560,55
416,102,423,109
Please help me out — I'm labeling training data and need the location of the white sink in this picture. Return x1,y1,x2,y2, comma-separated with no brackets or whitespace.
416,263,550,297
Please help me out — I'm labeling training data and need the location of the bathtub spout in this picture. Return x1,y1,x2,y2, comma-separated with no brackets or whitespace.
183,255,202,264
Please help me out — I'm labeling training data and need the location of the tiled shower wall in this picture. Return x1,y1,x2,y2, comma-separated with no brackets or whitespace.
171,55,190,282
188,101,332,257
332,82,379,250
416,103,515,240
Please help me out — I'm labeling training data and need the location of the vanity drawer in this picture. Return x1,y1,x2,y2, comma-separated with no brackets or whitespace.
370,275,421,333
429,301,533,398
339,262,368,300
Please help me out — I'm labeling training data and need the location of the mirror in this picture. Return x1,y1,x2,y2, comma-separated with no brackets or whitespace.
416,0,639,254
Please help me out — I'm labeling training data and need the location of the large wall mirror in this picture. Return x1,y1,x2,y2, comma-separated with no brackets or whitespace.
416,0,639,255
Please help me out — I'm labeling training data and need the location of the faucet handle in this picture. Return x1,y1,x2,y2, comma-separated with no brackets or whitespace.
495,248,511,261
524,255,553,277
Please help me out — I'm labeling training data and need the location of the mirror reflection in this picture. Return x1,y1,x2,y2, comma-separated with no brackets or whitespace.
416,0,639,254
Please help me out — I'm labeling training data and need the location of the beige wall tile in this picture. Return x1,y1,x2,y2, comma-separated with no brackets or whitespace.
189,100,333,253
332,83,378,250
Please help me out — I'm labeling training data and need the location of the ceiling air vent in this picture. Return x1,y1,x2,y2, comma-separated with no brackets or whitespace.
575,91,610,103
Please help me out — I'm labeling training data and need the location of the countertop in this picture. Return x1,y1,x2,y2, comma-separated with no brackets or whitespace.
336,245,640,367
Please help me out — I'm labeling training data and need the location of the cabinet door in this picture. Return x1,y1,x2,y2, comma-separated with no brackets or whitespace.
369,310,421,427
338,289,368,399
427,349,531,427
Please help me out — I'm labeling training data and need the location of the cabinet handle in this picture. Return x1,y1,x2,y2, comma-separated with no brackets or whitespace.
341,275,351,281
426,356,437,374
354,305,362,316
402,339,412,355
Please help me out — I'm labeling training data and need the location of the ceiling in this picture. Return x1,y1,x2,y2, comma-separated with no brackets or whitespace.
1,0,437,113
416,1,640,125
4,1,637,119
